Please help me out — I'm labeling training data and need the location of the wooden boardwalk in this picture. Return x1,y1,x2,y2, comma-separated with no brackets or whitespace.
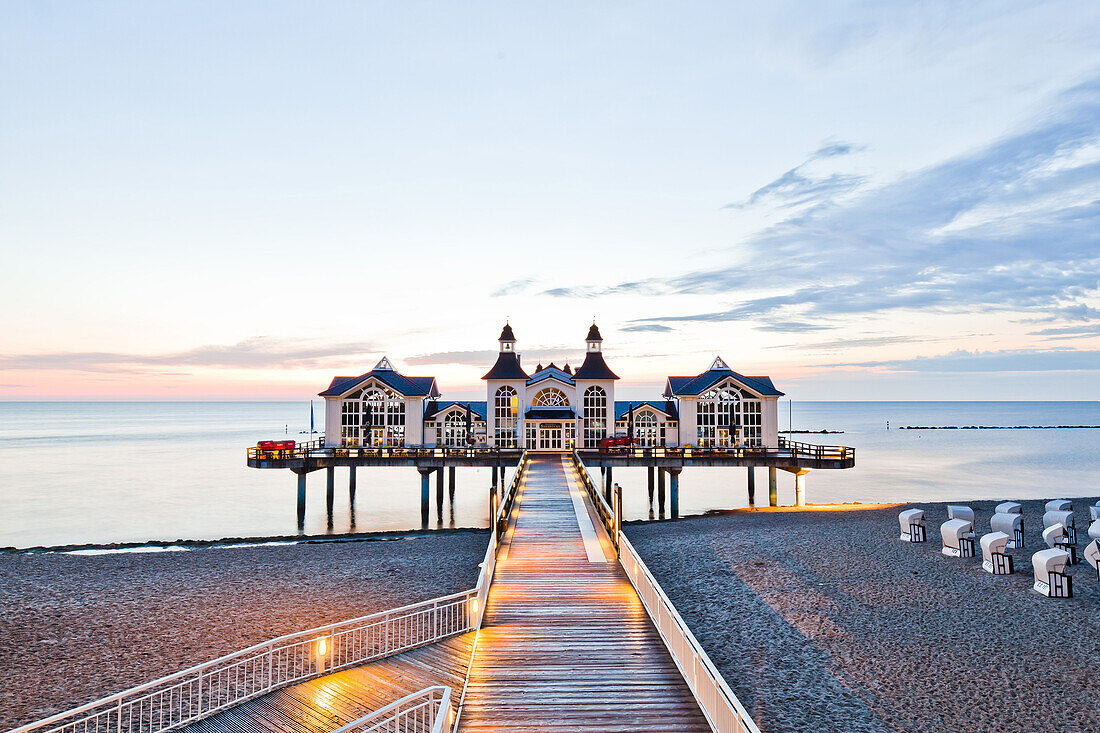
180,633,473,733
457,455,709,732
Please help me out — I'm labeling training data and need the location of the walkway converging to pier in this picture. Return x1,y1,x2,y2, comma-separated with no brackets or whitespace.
457,455,710,732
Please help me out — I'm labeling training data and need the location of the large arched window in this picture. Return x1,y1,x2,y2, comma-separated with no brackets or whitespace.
582,386,607,448
442,411,467,447
494,386,518,447
696,383,761,447
360,385,404,442
635,411,659,447
532,387,568,407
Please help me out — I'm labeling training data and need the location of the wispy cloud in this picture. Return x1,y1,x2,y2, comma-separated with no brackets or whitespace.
725,140,866,210
491,279,537,297
752,321,833,334
1029,324,1100,338
0,337,378,373
407,348,578,367
772,335,920,351
628,77,1100,331
620,324,674,333
823,348,1100,372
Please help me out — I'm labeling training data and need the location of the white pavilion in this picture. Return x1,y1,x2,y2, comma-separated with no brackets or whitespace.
321,324,783,451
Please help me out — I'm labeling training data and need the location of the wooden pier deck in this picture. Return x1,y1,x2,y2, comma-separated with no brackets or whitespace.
179,633,473,733
457,455,709,732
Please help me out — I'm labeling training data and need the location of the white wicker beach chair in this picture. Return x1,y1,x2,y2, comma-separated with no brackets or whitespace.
899,509,926,542
1043,509,1076,544
1085,540,1100,582
990,511,1024,548
1042,522,1078,565
941,518,975,558
1088,518,1100,543
947,504,975,525
1045,499,1072,512
995,501,1022,515
1089,502,1100,522
980,532,1013,574
1032,548,1072,597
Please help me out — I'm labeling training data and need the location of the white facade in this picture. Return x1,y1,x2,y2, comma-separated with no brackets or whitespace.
321,325,783,451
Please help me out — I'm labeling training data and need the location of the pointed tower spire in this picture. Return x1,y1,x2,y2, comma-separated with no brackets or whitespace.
586,322,603,352
498,323,516,353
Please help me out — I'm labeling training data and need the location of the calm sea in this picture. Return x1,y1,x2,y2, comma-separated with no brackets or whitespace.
1,401,1097,548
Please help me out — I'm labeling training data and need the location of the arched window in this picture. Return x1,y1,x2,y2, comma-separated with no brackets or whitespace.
443,411,466,447
532,387,568,407
360,386,405,446
696,383,761,447
635,411,659,447
494,386,518,447
582,386,606,448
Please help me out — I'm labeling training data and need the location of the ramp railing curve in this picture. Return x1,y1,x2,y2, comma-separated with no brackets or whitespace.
329,686,454,733
8,454,529,733
569,451,762,733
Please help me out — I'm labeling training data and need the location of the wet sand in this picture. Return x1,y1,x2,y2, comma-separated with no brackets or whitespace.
630,498,1100,732
0,531,487,730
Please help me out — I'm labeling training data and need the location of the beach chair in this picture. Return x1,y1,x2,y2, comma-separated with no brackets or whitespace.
899,509,926,542
1085,540,1100,583
1089,502,1100,522
947,504,976,525
995,501,1022,515
1032,548,1072,597
1088,518,1100,543
1042,523,1078,565
1043,510,1077,544
980,532,1013,575
1045,499,1072,512
990,511,1024,549
941,518,975,558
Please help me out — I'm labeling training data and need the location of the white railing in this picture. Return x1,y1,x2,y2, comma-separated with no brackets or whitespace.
330,686,453,733
569,451,761,733
9,453,530,733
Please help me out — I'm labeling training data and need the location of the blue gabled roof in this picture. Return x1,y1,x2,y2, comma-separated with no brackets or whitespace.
663,369,784,397
614,400,679,420
318,369,441,398
424,401,487,420
527,366,575,386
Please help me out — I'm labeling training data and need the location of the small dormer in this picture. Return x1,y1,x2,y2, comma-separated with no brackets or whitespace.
710,355,730,371
374,356,395,371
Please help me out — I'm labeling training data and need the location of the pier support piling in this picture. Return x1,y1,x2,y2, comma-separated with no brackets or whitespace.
326,467,335,513
669,469,680,518
768,467,778,507
296,472,307,521
747,467,756,507
349,466,357,503
420,470,431,527
436,468,445,521
647,467,655,505
604,466,613,504
492,466,498,490
657,468,666,516
794,469,809,507
448,466,456,502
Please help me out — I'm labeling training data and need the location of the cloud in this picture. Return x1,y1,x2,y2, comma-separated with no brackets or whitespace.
726,140,866,210
620,324,674,333
0,337,378,373
628,76,1100,331
771,335,920,350
823,348,1100,372
1028,324,1100,339
491,279,537,297
752,321,833,334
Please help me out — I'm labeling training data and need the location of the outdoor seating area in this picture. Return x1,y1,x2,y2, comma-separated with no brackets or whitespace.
899,499,1097,599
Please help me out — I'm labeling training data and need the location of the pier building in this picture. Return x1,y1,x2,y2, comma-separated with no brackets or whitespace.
320,323,785,452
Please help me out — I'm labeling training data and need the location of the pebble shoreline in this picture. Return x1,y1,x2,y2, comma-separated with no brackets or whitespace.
629,497,1100,732
0,531,488,730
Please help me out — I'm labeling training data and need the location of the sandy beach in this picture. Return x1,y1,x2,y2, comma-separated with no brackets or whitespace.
0,531,488,730
629,497,1100,732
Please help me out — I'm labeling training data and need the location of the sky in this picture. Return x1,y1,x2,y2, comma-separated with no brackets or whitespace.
2,1,1100,401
